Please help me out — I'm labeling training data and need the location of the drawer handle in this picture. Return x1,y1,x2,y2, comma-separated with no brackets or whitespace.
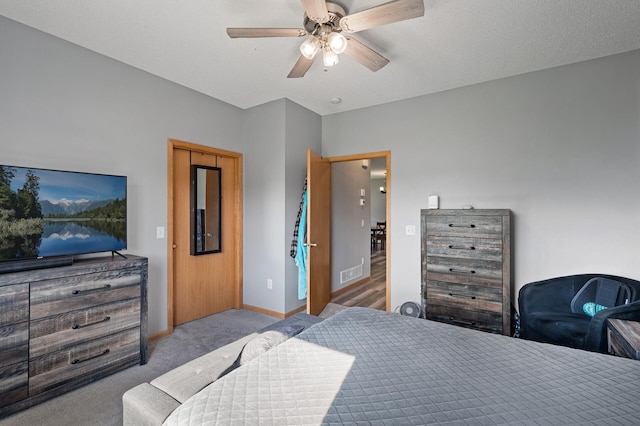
449,268,476,274
448,224,475,228
72,284,111,295
72,316,111,330
448,293,476,300
71,348,110,365
448,245,476,250
450,318,476,326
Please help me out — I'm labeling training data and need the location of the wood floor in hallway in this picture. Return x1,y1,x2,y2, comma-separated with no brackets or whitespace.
330,250,386,310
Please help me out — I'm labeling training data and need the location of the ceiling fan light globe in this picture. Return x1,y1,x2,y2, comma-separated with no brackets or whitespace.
300,37,320,59
323,48,339,67
327,32,347,54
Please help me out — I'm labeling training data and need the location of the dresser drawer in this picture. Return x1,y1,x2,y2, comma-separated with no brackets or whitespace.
425,235,502,262
425,280,503,308
29,328,140,396
0,321,29,365
29,299,141,358
425,280,504,333
426,303,503,333
426,214,503,238
426,256,504,285
30,268,142,320
0,284,29,409
0,360,29,409
0,284,29,326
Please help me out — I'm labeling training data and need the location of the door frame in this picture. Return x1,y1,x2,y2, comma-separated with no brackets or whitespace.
325,150,391,312
167,139,243,333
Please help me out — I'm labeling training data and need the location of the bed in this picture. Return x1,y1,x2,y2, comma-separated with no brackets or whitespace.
164,307,639,425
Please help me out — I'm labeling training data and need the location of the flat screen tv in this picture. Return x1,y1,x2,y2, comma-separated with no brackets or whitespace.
0,165,126,266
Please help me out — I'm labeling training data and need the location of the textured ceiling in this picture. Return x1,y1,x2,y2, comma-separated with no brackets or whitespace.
1,0,639,116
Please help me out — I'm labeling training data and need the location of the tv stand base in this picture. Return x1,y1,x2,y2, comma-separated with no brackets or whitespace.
112,250,128,259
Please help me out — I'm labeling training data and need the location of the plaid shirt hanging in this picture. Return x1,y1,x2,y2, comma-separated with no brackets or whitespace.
290,178,307,258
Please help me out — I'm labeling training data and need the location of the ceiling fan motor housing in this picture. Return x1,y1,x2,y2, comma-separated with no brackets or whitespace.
304,1,346,34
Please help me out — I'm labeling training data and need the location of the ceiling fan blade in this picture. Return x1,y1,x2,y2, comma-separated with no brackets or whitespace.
227,28,307,38
301,0,330,23
287,53,317,78
339,0,425,33
343,37,389,72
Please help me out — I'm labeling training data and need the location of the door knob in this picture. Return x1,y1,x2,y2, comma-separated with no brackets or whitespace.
172,244,177,249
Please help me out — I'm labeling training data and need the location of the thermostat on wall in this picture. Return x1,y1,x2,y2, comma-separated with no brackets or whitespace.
428,195,439,209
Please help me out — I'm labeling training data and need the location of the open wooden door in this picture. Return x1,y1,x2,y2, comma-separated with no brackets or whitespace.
306,149,332,316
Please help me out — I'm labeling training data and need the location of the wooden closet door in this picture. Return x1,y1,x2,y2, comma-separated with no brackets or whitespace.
173,150,236,325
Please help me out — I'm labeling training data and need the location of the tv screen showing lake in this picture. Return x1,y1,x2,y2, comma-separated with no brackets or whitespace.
0,165,127,262
38,220,126,257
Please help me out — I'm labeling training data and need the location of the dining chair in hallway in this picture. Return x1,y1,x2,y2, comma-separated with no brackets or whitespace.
373,221,386,251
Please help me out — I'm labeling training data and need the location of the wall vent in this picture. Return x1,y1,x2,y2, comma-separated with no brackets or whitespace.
340,264,363,284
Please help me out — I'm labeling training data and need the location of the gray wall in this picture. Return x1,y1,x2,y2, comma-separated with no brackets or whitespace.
284,100,322,312
331,161,371,292
242,98,321,314
1,16,245,334
323,49,640,310
242,100,287,313
370,178,387,226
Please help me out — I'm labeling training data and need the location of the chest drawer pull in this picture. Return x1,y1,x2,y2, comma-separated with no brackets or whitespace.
448,244,476,250
449,268,476,274
449,318,476,327
72,316,111,330
72,284,111,295
71,348,110,365
448,293,476,300
448,223,475,228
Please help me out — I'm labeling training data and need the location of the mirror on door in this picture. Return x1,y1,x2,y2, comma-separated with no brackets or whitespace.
191,165,221,255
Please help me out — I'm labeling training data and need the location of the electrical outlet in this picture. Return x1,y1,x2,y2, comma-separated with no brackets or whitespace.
267,279,273,290
406,225,416,236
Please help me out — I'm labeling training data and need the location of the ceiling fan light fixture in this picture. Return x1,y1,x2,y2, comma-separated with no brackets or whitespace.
327,32,347,54
322,47,339,66
228,0,425,78
300,37,320,59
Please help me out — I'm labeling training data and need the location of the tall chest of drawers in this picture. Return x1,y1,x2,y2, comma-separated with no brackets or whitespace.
0,255,147,418
421,209,511,335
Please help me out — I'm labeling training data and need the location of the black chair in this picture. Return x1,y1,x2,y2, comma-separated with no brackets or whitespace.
372,221,386,251
518,274,640,353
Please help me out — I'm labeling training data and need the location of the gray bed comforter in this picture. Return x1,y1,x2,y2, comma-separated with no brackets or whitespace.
165,307,640,425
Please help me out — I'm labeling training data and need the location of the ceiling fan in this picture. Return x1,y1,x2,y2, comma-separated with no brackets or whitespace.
226,0,425,78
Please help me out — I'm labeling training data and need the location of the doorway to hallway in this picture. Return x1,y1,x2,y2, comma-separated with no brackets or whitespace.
322,153,389,312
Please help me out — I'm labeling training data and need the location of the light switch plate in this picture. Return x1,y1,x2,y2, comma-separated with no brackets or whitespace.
156,226,165,239
428,195,439,209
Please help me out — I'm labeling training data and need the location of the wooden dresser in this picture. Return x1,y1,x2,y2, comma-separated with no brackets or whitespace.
607,319,640,360
421,209,511,335
0,255,147,418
